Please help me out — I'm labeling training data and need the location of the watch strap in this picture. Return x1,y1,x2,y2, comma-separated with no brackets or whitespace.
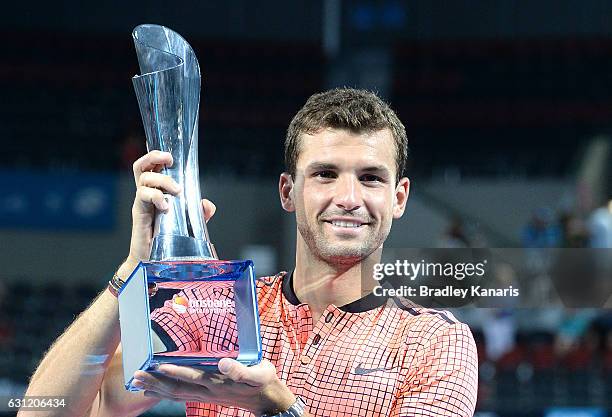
261,396,306,417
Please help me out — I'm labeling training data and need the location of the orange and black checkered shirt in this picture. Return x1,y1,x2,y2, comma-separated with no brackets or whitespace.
151,271,478,417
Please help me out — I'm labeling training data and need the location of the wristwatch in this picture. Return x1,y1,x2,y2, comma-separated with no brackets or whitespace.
261,396,306,417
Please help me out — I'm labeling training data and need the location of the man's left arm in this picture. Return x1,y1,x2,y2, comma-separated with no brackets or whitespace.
389,322,479,417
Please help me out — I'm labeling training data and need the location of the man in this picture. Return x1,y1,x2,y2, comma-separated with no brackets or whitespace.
22,88,478,417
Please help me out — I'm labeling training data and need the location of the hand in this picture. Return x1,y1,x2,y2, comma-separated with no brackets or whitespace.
131,358,296,415
127,150,216,264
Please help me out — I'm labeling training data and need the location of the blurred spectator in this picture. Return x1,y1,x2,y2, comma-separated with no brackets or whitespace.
587,198,612,248
559,213,590,248
554,309,598,356
438,216,471,248
560,324,600,370
480,263,518,361
523,208,561,274
522,208,562,248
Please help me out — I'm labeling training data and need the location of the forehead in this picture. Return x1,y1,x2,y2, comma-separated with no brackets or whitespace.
296,128,396,171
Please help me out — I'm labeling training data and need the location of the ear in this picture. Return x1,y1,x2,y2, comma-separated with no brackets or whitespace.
393,177,410,219
279,172,295,212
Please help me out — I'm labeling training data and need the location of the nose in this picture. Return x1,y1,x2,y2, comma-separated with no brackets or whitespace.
334,174,362,212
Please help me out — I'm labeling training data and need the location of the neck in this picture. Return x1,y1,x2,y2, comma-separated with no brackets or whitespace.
292,237,381,320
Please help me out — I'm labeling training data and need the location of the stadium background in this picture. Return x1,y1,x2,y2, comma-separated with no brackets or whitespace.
0,1,611,416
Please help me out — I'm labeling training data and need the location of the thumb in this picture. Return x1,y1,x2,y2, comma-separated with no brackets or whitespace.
202,199,216,223
218,358,262,386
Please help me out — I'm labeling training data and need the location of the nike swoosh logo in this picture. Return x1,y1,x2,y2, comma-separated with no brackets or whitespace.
354,363,397,375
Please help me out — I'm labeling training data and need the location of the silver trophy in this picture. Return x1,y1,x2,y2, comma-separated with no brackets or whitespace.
132,24,216,261
117,24,261,392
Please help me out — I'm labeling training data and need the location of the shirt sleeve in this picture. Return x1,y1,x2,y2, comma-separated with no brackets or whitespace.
390,321,479,417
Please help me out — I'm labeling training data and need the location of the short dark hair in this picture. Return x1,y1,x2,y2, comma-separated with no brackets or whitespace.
285,88,408,182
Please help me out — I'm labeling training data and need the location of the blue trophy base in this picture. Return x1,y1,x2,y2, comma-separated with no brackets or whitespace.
118,260,262,391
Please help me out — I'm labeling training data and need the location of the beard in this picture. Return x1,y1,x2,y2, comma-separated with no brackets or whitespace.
296,210,391,265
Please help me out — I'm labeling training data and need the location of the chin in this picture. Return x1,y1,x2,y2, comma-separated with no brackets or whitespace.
317,244,373,265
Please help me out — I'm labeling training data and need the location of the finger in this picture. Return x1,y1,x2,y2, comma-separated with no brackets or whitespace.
132,373,174,397
135,370,210,402
217,358,260,387
202,199,216,223
133,151,173,182
134,371,185,398
139,171,182,195
157,365,235,394
135,187,169,211
156,364,223,389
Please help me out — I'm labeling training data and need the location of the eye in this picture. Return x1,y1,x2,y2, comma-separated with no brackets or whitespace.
360,174,383,183
314,170,337,179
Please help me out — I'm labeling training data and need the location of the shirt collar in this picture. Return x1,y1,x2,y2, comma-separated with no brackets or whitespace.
281,270,389,313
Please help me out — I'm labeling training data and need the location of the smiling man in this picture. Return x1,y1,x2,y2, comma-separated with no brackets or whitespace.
22,88,478,417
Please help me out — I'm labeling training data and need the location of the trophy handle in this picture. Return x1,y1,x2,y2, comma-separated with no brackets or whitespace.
132,24,216,261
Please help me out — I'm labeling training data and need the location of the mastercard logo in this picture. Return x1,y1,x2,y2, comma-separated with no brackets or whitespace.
172,295,189,314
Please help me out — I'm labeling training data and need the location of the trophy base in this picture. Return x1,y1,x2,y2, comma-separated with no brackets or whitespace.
118,260,262,391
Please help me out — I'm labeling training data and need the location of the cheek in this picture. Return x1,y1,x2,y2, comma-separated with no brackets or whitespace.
365,191,394,219
301,184,329,214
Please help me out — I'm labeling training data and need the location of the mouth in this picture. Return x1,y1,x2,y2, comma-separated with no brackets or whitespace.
323,218,370,229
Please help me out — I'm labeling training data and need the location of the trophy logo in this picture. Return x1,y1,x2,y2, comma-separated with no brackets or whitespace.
171,295,189,314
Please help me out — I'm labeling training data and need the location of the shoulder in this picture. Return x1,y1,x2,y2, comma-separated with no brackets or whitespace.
387,297,475,352
390,301,479,415
256,271,286,292
255,271,287,305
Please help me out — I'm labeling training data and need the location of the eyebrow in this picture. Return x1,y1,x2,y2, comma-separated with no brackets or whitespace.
306,162,338,172
361,165,390,175
305,162,391,177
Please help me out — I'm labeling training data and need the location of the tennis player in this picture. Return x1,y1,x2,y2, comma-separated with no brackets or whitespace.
22,88,478,417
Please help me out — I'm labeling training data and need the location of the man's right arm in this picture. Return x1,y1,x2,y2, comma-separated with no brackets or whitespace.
19,151,200,417
20,259,159,417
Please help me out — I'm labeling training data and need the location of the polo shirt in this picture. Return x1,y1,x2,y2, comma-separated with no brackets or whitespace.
151,271,478,417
